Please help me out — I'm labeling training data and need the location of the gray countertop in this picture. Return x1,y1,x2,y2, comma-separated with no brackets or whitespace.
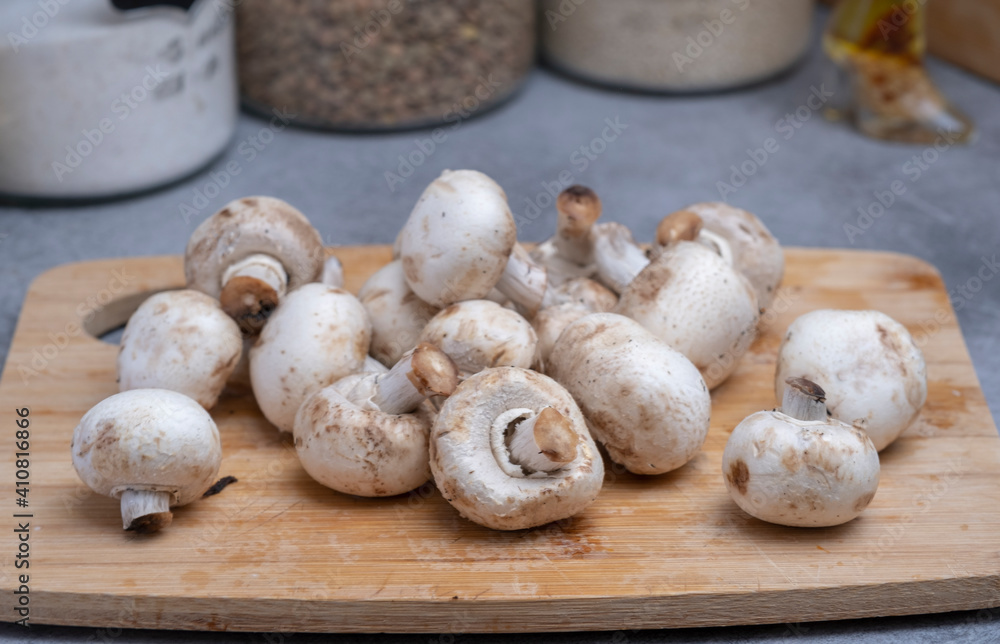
1,8,999,643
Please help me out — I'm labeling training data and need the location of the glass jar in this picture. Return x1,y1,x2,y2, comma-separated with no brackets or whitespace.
237,0,536,131
539,0,814,93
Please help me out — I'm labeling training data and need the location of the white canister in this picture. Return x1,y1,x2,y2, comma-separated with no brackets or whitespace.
540,0,815,93
0,0,237,200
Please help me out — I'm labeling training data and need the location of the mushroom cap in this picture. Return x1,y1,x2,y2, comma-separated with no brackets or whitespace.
399,170,517,308
774,309,927,451
118,290,243,410
71,389,222,506
548,277,618,312
419,300,538,377
185,196,325,299
532,303,593,372
548,313,711,474
359,260,440,367
430,367,604,531
678,202,784,310
722,410,880,527
294,385,432,497
615,241,759,390
250,283,372,432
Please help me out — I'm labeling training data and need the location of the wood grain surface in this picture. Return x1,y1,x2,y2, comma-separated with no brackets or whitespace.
0,246,998,633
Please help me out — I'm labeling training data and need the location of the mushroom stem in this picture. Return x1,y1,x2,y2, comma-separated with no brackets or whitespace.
656,210,734,265
322,256,344,288
120,489,173,533
782,377,829,422
508,407,578,472
593,223,650,294
370,343,459,415
219,253,289,330
554,186,602,265
495,244,550,319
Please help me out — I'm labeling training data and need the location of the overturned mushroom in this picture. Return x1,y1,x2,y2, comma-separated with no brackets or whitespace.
430,367,604,530
722,378,880,527
616,241,759,390
549,313,711,474
419,300,538,378
657,203,784,311
185,196,325,332
530,185,604,285
71,389,222,533
775,309,927,451
118,290,242,410
359,260,440,367
294,343,458,497
250,283,371,433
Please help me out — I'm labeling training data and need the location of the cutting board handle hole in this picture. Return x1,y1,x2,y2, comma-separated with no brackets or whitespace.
82,289,171,343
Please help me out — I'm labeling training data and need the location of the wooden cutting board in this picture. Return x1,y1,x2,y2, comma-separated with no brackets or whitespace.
1,247,998,633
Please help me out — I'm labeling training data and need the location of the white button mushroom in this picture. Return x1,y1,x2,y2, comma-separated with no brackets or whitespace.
185,196,325,332
722,378,880,527
430,367,604,531
657,203,784,311
529,185,604,285
249,283,372,433
775,309,927,451
398,170,517,308
359,259,440,367
615,240,759,390
118,290,243,410
548,313,711,475
531,277,619,371
418,300,538,378
70,389,222,533
294,343,459,497
592,222,651,295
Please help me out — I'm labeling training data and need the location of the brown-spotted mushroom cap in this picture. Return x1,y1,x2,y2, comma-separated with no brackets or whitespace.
615,241,759,390
418,300,538,378
723,378,880,527
659,203,784,311
249,283,372,432
549,313,711,474
185,196,325,332
294,343,458,497
399,170,517,308
118,290,242,410
774,309,927,451
430,367,604,531
359,259,440,367
71,389,222,533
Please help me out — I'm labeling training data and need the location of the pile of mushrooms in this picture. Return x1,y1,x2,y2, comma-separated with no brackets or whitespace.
72,169,927,535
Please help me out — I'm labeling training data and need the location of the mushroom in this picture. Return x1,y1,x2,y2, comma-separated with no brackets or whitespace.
185,196,325,333
722,378,880,527
249,283,372,433
418,300,538,378
531,278,618,370
358,259,440,367
615,240,759,390
118,290,243,410
321,255,345,288
592,222,651,295
294,343,459,497
430,367,604,531
774,309,927,451
548,313,711,474
529,185,604,285
656,203,784,311
70,389,222,533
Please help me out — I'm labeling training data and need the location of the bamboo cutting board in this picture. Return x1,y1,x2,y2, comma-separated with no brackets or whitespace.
0,247,998,633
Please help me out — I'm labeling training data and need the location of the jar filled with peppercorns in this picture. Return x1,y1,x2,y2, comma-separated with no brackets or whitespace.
236,0,536,131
